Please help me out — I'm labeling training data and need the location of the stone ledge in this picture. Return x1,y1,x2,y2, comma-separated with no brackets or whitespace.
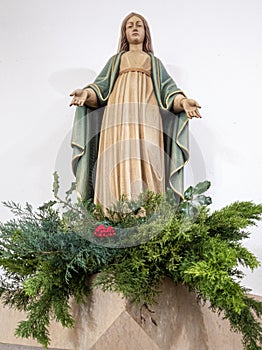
0,279,261,350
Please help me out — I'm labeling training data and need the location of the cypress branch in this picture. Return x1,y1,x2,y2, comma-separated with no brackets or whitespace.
0,178,261,349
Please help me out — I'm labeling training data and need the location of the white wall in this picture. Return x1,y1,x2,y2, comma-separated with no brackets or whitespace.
0,0,261,293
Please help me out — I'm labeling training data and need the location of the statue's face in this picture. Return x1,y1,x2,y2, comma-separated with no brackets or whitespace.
125,15,145,46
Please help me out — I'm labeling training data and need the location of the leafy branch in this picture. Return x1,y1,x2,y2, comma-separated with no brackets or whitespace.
0,175,261,349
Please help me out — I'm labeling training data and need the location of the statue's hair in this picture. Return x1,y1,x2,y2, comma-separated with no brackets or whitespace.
118,13,154,54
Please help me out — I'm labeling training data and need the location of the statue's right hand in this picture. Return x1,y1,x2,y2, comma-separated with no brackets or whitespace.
69,89,90,107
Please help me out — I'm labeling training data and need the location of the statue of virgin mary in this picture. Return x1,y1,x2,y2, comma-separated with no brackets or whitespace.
70,13,201,209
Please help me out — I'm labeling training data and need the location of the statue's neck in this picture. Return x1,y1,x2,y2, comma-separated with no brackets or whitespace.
129,43,143,51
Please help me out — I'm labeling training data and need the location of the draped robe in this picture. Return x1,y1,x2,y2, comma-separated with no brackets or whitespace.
71,51,189,206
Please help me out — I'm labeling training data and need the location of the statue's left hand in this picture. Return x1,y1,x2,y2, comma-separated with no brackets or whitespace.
181,98,202,119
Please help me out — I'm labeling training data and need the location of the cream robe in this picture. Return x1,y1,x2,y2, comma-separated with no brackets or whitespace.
94,51,165,209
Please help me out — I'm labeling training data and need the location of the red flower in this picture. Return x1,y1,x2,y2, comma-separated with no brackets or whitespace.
94,224,116,238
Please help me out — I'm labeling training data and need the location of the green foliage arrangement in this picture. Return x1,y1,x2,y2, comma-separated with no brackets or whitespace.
0,174,262,349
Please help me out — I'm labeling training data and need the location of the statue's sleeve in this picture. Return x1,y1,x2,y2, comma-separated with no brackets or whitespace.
85,54,121,107
71,53,122,201
152,57,186,111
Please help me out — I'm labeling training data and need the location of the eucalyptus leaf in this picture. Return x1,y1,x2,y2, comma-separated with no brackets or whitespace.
184,186,194,200
195,195,212,206
179,201,197,219
193,181,211,195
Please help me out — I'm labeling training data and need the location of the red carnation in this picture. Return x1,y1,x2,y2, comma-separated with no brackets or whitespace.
94,224,116,238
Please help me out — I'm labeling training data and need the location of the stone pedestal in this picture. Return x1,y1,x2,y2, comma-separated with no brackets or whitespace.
0,278,259,350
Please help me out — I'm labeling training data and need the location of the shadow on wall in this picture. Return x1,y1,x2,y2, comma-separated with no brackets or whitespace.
49,68,97,96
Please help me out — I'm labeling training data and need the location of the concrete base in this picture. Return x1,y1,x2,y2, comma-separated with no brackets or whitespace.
0,278,260,350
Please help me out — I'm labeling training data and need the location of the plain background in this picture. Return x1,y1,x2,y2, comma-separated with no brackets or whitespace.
0,0,261,294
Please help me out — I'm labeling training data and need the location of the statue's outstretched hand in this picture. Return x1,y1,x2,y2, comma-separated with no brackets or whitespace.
69,89,90,107
181,98,202,119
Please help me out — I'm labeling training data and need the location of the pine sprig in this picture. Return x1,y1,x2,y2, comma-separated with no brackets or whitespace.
0,176,261,349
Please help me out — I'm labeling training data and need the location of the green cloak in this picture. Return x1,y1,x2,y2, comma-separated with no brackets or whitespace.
71,52,189,202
